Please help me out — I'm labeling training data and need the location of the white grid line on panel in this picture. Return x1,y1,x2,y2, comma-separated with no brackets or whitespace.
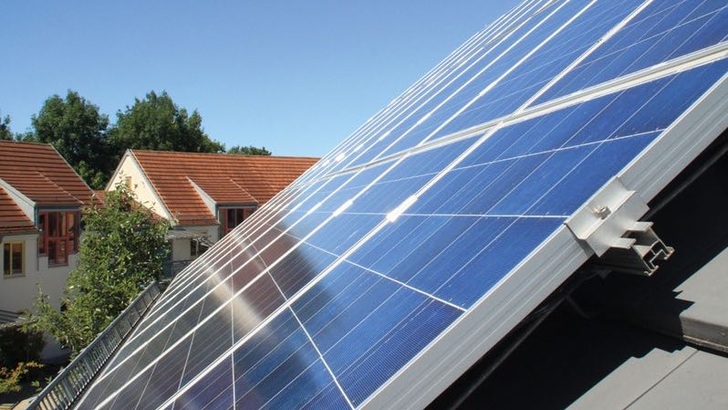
348,261,468,312
327,43,728,182
327,0,551,177
337,212,570,219
314,5,508,181
133,181,337,339
572,1,727,82
95,155,414,396
153,219,397,409
354,0,558,171
274,226,469,313
521,0,655,110
285,304,356,409
230,300,237,410
414,0,595,150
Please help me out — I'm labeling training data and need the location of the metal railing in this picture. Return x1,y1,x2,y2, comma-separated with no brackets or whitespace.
28,282,162,410
0,309,21,327
162,259,193,280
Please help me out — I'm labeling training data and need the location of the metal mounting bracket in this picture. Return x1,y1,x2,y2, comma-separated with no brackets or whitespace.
565,177,673,275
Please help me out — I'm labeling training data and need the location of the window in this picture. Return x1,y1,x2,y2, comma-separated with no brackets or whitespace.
190,239,208,259
124,176,133,189
219,207,255,238
38,210,80,266
3,242,24,276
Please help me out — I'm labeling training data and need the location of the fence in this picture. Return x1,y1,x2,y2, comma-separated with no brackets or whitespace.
28,282,162,410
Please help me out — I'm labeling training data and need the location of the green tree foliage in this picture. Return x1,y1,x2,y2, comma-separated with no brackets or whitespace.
30,91,112,189
0,323,44,395
0,114,13,140
227,145,272,156
30,185,169,356
109,91,224,156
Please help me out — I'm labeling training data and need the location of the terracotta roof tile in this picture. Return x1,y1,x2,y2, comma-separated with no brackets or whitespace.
0,186,37,235
0,141,94,207
129,150,317,226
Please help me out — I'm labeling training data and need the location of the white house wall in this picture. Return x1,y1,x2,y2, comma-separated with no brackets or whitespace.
1,234,75,313
109,154,172,221
172,237,192,262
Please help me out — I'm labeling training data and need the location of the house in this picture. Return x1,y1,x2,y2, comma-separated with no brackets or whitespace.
106,150,318,271
0,141,94,333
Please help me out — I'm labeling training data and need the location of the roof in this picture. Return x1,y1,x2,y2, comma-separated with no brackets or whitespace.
0,140,94,208
0,185,36,236
127,150,318,226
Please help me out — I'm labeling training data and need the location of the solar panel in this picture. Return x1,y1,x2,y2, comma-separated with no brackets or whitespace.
77,0,728,408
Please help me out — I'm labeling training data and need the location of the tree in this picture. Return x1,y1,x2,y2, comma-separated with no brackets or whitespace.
30,185,169,356
227,145,272,156
30,91,112,189
0,114,13,141
109,91,224,156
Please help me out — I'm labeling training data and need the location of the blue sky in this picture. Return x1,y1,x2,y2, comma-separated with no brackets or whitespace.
1,1,521,157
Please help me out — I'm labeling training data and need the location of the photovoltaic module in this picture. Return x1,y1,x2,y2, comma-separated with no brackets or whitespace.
75,1,728,408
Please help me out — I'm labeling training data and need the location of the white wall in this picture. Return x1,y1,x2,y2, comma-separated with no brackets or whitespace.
171,238,191,261
109,154,172,221
1,233,76,360
1,234,75,313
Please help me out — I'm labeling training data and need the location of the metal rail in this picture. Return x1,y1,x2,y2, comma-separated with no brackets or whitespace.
28,282,162,410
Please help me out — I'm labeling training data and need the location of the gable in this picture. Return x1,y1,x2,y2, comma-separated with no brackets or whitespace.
126,150,317,226
0,186,36,236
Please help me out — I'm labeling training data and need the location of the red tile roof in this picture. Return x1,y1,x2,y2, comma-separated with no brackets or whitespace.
0,141,94,207
0,186,36,236
128,150,318,226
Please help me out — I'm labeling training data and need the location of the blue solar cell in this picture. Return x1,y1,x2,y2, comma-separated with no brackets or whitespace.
347,216,468,278
529,131,660,216
671,7,728,57
536,1,728,103
290,262,461,405
179,308,234,386
394,217,514,305
432,217,564,306
489,146,593,215
304,214,382,254
232,275,286,341
268,242,338,299
457,155,545,215
616,60,728,138
435,0,646,138
232,311,344,408
174,359,233,410
132,337,195,410
367,0,583,160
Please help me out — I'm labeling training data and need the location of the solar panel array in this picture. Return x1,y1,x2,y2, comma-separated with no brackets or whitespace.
78,0,728,408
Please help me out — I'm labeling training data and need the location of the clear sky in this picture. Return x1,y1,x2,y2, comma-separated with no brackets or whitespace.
1,1,522,158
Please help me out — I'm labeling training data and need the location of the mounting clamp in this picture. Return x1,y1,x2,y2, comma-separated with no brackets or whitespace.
566,177,673,275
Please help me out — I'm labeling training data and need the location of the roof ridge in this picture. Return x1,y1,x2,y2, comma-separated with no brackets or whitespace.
228,177,257,203
37,170,83,204
129,149,319,160
0,140,53,148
